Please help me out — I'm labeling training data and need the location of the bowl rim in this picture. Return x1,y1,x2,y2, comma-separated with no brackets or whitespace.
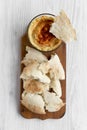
27,13,55,32
27,13,63,52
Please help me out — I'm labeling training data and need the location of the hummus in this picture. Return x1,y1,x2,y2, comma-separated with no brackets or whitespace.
28,15,62,51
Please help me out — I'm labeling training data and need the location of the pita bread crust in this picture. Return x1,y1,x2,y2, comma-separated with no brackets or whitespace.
50,10,77,42
50,79,62,97
23,79,49,94
21,46,48,66
21,100,46,114
48,54,65,80
21,91,46,114
20,61,39,79
46,102,65,112
38,62,50,74
43,91,65,112
20,61,50,83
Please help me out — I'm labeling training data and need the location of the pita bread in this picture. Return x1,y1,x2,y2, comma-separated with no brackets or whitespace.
20,61,50,83
21,46,48,66
21,91,46,114
43,91,64,112
23,79,49,94
20,45,65,114
38,62,50,74
46,102,64,112
38,53,65,79
48,54,65,80
50,79,62,97
50,10,77,42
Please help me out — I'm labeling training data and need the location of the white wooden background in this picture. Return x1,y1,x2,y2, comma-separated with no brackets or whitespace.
0,0,87,130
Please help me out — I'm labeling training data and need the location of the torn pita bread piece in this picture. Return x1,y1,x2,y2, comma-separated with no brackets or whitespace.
38,61,50,74
50,79,62,97
20,61,50,84
21,91,46,114
21,46,48,66
50,10,77,43
23,79,49,94
48,54,65,80
43,91,65,112
36,53,65,79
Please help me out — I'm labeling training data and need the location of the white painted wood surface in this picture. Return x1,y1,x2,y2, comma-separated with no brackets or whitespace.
0,0,87,129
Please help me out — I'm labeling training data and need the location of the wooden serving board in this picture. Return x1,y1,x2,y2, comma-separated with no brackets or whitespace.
20,33,66,120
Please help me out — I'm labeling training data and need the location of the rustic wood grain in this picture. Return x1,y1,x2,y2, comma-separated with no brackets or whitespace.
20,33,66,119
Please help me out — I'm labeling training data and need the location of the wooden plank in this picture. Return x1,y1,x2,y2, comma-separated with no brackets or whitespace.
20,33,66,119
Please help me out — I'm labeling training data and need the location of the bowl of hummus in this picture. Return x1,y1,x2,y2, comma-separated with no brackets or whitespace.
28,13,62,51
